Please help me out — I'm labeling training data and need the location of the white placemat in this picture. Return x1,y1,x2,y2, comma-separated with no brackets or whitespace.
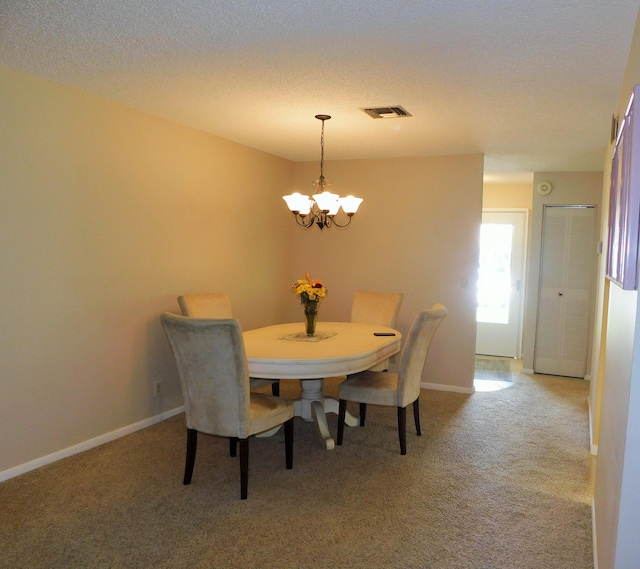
279,331,337,342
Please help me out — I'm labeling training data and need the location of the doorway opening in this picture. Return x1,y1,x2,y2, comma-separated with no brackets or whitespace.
475,209,528,358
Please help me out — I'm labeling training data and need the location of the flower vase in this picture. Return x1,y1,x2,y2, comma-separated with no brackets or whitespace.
304,301,318,336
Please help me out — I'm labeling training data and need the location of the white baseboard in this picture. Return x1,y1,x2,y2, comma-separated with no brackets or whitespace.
592,498,598,569
519,369,591,380
421,382,475,394
0,406,184,483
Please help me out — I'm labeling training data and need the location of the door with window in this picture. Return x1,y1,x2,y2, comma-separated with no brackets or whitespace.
534,205,596,378
476,210,527,357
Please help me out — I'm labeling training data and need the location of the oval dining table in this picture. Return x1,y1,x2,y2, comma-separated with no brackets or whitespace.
243,321,402,449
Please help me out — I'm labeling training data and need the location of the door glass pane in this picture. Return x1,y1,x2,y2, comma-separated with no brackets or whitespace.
477,223,513,324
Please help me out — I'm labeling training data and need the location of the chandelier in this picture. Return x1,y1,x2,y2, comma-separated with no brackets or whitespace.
283,115,363,230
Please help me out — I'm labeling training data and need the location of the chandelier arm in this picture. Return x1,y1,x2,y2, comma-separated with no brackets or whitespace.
294,214,315,228
329,215,353,228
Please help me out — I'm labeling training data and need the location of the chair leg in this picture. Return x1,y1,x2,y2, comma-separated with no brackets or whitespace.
337,399,347,445
413,397,422,436
397,407,407,455
284,418,294,469
239,438,249,500
229,437,238,457
184,428,197,485
271,381,280,397
359,403,367,427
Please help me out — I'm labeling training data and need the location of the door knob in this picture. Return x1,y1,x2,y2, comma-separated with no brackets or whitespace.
558,291,564,296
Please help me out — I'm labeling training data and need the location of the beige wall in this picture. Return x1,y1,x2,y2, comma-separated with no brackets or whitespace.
521,172,603,374
0,64,484,478
590,150,615,456
482,182,533,210
290,155,484,390
0,65,294,474
596,283,637,568
593,7,640,568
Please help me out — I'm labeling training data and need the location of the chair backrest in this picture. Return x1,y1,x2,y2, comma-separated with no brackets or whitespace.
350,290,403,328
351,291,404,371
397,304,447,407
160,313,251,438
177,293,233,318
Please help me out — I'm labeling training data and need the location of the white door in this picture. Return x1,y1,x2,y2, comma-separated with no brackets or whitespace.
534,205,596,378
475,210,527,357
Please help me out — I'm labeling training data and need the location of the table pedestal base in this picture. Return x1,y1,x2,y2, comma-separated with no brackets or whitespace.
256,379,360,449
296,379,323,422
294,379,359,449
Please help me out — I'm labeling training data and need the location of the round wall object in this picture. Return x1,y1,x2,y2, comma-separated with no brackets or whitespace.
536,181,553,196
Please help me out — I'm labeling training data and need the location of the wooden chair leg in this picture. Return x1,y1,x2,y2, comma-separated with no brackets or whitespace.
239,438,249,500
229,437,238,457
184,428,197,485
398,407,407,455
413,397,422,436
271,381,280,397
284,418,294,469
359,402,367,427
337,399,347,445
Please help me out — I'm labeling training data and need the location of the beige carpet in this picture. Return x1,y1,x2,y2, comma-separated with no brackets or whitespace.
0,370,593,569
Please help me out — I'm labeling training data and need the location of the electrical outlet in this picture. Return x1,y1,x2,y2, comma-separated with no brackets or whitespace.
153,380,162,397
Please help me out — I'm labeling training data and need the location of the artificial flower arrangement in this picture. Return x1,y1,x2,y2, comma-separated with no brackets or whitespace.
292,273,327,335
292,273,327,304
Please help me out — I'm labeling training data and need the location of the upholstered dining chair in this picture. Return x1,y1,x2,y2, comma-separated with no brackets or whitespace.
350,290,404,372
160,313,295,499
178,293,280,396
337,303,447,455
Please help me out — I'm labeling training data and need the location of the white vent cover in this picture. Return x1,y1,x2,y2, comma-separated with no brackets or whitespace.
361,106,412,119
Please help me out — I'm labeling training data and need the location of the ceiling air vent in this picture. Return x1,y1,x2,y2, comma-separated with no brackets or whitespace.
361,106,412,119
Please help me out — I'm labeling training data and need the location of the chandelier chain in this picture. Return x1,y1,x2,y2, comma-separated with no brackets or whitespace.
319,118,325,183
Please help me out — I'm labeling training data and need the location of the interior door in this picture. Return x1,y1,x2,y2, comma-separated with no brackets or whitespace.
534,205,596,377
475,210,527,357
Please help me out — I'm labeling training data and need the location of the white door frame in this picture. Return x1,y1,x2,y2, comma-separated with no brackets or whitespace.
477,208,529,358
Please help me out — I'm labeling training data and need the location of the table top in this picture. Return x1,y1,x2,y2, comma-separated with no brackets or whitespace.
243,321,402,379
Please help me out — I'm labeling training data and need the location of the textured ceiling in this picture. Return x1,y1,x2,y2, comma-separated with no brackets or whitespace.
2,0,639,182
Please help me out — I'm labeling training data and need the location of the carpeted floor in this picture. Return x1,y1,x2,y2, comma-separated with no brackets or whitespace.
0,370,593,569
